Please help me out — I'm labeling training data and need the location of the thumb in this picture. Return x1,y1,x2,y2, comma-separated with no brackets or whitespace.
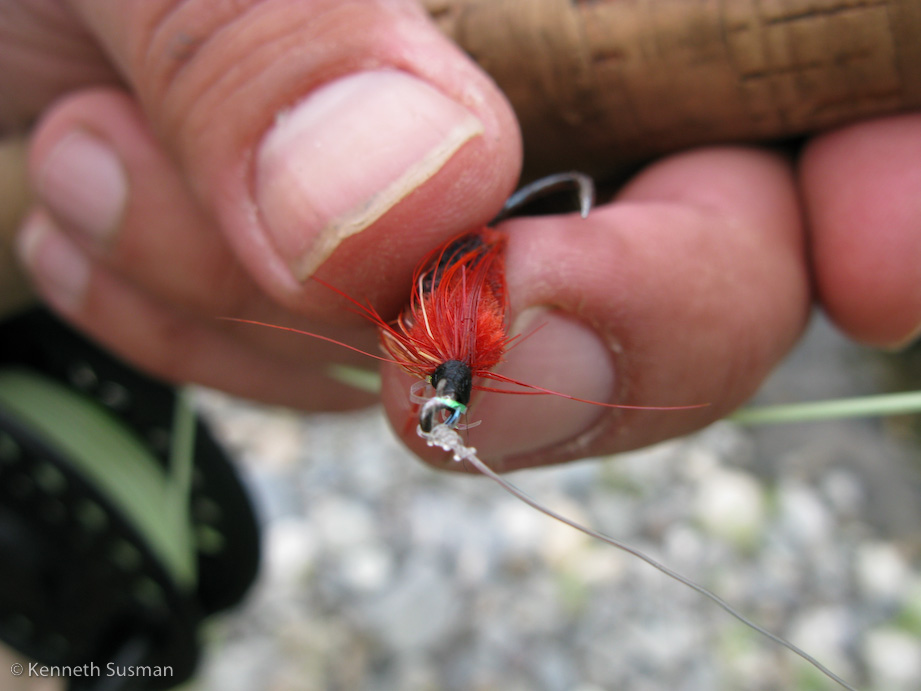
65,0,521,312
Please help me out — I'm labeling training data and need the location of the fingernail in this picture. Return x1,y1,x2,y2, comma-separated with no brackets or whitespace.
256,69,484,280
16,214,90,311
472,308,616,460
37,131,127,242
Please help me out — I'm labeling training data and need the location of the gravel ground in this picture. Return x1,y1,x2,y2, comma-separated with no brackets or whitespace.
189,314,921,691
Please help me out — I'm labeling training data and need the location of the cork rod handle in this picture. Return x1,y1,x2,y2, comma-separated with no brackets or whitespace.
424,0,921,176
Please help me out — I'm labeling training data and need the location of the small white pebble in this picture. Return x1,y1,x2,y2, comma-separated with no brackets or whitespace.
264,518,317,584
788,606,855,682
341,543,394,592
820,469,865,518
536,498,593,564
693,468,765,545
865,627,921,690
777,481,832,547
311,497,376,551
856,541,911,602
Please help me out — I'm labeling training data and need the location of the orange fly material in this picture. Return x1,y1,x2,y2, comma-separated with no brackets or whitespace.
380,227,514,381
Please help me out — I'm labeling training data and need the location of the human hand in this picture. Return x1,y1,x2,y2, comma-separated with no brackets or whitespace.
5,2,920,470
5,0,521,413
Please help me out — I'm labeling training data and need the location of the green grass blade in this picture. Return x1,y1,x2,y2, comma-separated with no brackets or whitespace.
326,364,382,393
731,390,921,425
0,369,197,589
166,387,197,581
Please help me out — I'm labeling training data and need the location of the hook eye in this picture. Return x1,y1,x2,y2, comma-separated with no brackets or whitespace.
418,396,466,433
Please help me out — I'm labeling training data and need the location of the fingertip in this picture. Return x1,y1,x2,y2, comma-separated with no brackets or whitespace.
801,115,921,347
25,87,261,318
617,146,800,232
16,211,90,315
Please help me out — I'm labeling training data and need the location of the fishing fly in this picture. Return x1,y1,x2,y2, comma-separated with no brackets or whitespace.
227,172,859,691
375,172,594,433
302,172,702,434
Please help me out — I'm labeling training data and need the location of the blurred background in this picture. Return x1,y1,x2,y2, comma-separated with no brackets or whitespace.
190,310,921,691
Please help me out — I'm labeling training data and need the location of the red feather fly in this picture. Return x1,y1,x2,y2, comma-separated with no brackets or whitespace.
309,226,517,431
380,227,510,380
369,226,516,431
